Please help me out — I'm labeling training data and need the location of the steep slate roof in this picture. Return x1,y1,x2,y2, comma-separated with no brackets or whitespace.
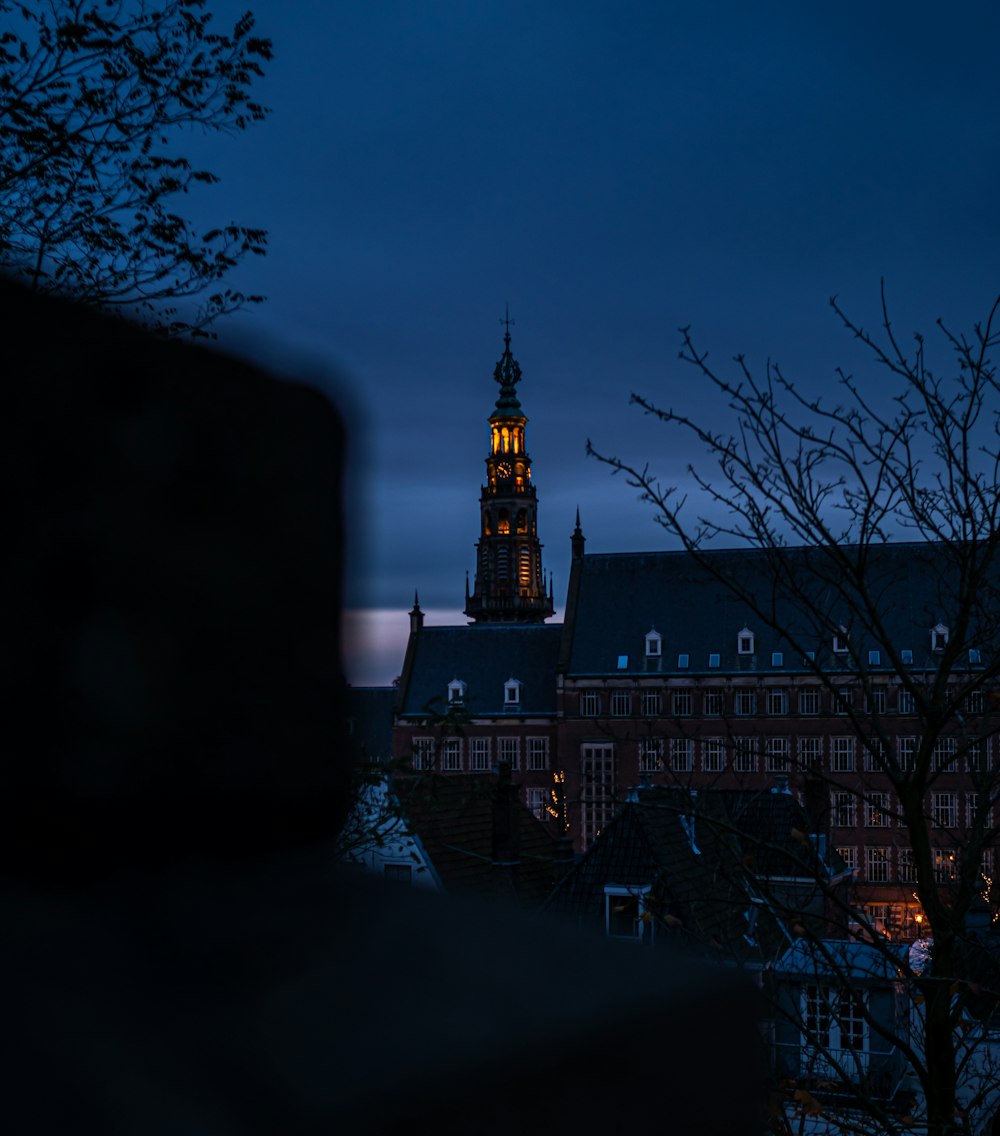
564,543,991,677
393,772,560,907
397,624,562,717
545,786,829,961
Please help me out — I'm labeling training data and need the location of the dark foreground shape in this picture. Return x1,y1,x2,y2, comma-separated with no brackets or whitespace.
2,282,763,1134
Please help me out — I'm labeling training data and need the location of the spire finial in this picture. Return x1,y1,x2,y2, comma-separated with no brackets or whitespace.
500,303,514,343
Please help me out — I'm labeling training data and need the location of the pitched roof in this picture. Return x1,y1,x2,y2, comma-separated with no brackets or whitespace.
393,772,560,907
397,624,563,717
564,543,991,677
546,786,834,961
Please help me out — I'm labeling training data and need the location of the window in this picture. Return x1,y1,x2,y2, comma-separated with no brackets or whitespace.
933,792,958,828
672,690,693,716
832,792,856,827
645,629,662,657
930,624,949,652
832,629,849,655
969,648,982,665
703,737,725,773
765,736,789,772
832,737,856,772
498,736,520,770
582,744,615,849
504,677,522,705
527,736,549,771
863,737,886,772
932,737,956,773
767,687,788,716
933,848,957,883
868,650,881,667
526,786,549,820
611,690,631,717
470,737,490,771
447,678,467,705
708,653,721,669
836,846,858,872
412,737,434,771
802,987,868,1074
737,627,755,655
897,736,917,773
734,689,757,716
639,738,663,773
835,686,852,715
441,737,462,771
604,885,653,943
866,793,890,828
967,792,993,828
968,738,988,773
677,653,690,669
383,864,412,885
901,649,913,665
641,690,662,717
799,687,820,715
617,655,628,670
967,689,985,714
867,687,886,714
581,691,601,717
866,847,891,883
734,737,757,773
772,652,784,668
703,687,723,716
982,848,995,881
898,847,917,883
799,737,822,770
670,738,693,773
898,689,915,715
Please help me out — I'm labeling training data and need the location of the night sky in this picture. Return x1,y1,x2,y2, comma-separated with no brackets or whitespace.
183,1,1000,684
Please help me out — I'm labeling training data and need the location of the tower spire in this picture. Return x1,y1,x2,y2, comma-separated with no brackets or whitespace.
465,319,552,625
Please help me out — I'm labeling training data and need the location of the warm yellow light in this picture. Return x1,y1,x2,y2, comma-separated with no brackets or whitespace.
915,913,923,924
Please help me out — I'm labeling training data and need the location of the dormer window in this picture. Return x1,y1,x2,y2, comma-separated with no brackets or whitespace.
737,627,755,655
447,678,467,705
504,677,522,706
969,648,982,665
832,628,849,655
931,624,949,653
645,629,662,657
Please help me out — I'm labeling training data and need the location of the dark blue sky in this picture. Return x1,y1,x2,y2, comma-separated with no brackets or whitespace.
188,1,1000,682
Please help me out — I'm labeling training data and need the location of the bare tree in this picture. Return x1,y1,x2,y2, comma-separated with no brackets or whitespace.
589,286,1000,1135
0,0,270,334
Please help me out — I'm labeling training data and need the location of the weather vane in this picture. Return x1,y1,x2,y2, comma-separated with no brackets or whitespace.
500,303,514,337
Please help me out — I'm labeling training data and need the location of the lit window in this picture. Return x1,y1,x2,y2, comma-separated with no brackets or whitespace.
933,848,957,883
930,624,949,652
527,736,549,770
836,846,858,871
737,627,755,655
504,677,522,705
526,787,548,820
866,793,890,827
447,678,467,705
645,629,662,657
604,885,653,943
708,653,721,669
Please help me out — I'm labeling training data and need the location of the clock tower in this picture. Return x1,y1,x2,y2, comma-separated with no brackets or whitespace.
465,319,554,624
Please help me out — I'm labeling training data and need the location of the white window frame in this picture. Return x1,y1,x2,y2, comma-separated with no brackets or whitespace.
866,846,891,883
527,736,549,771
604,884,653,943
865,792,890,828
737,627,755,655
498,736,520,770
641,690,662,717
702,737,725,773
504,677,522,706
767,687,788,716
412,736,435,771
447,679,467,705
639,737,663,774
582,743,615,850
799,736,822,770
703,687,723,716
897,735,917,773
932,737,956,773
832,737,856,773
580,691,601,717
645,629,662,657
832,791,856,828
670,737,694,773
799,687,820,716
734,689,757,716
610,690,632,717
672,689,693,717
470,736,490,771
441,737,462,772
734,737,757,773
930,623,949,652
932,792,958,829
765,736,789,772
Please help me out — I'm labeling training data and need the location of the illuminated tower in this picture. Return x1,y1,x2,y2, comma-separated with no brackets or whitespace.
464,319,554,624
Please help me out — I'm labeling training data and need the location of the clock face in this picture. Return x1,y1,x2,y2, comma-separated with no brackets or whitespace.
496,461,512,478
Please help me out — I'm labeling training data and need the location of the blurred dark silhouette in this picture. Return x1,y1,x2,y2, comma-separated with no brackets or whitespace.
2,281,763,1133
